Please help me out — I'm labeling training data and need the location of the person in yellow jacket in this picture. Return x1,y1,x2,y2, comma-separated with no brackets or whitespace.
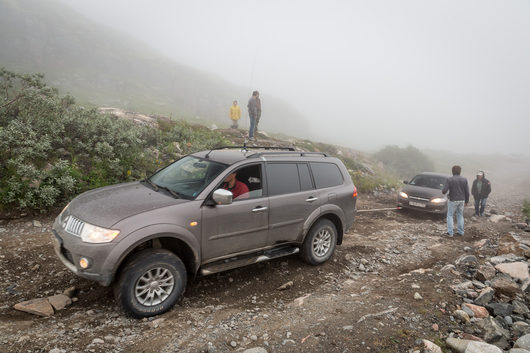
229,100,241,129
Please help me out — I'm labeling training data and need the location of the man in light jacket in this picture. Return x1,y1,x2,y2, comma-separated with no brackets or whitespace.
442,165,469,237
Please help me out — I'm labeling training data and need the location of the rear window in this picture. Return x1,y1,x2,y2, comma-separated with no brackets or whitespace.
267,163,300,196
310,162,343,189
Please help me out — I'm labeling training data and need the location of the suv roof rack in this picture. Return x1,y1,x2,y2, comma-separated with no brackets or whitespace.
246,151,328,158
204,143,295,158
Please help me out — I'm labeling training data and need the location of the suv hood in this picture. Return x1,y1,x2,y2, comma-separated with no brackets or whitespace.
401,185,445,199
65,182,188,228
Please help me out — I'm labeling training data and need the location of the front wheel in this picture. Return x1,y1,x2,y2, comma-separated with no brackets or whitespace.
300,219,337,265
114,249,187,318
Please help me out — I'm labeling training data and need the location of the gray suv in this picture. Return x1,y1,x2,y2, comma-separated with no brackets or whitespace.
52,146,357,317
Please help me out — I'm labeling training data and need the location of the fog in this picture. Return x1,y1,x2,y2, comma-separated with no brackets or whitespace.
60,0,530,155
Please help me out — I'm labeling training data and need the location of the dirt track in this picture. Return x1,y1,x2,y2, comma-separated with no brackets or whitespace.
0,188,528,352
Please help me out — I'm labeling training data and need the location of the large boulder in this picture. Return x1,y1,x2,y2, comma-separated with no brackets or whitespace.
476,264,497,282
486,302,514,317
465,341,503,353
495,262,529,282
491,274,521,298
13,298,54,317
515,334,530,350
422,339,443,353
475,317,510,343
475,287,495,306
463,303,489,318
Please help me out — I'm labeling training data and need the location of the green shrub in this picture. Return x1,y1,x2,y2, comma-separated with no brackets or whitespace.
0,68,227,213
524,200,530,218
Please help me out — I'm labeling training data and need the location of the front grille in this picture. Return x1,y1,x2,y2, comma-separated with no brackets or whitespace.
409,196,430,202
64,215,85,236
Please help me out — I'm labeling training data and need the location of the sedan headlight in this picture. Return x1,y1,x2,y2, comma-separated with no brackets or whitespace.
80,223,120,243
399,191,408,199
431,198,446,204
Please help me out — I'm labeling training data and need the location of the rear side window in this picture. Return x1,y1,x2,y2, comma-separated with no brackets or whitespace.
310,162,343,189
267,163,300,196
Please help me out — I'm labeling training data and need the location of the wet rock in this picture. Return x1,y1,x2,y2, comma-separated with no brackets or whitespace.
463,303,489,318
475,317,509,343
512,300,530,315
456,255,479,267
422,339,442,353
495,262,529,282
490,254,523,265
491,274,521,298
474,287,495,306
13,298,54,317
63,286,77,298
513,345,530,353
476,264,496,282
48,294,72,311
454,310,471,323
486,302,514,317
489,215,507,223
465,341,503,353
292,294,311,307
446,337,473,352
277,281,293,291
515,334,530,350
242,348,267,353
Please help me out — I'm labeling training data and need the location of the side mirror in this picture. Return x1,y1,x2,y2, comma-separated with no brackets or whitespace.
212,189,233,205
403,180,408,184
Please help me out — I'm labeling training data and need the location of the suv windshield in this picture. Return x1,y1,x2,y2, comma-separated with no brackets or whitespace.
148,156,227,199
409,175,447,190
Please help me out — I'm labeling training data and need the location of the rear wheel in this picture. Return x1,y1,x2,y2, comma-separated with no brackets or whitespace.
300,219,337,265
114,249,187,318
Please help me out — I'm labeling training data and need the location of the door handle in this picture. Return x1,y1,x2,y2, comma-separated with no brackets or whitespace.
252,206,268,213
305,197,318,202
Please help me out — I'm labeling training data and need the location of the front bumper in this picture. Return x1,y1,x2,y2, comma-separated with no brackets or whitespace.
52,218,115,286
397,199,447,213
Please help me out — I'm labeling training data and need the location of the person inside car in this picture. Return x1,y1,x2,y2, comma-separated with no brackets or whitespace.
222,171,249,199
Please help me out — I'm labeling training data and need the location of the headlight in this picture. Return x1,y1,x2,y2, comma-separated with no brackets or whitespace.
431,198,446,204
80,223,120,243
399,191,408,199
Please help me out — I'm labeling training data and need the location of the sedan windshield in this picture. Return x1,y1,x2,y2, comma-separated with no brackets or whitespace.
409,175,447,190
148,156,227,199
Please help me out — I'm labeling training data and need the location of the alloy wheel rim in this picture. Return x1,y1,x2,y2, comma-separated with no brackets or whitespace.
134,267,175,306
313,229,331,257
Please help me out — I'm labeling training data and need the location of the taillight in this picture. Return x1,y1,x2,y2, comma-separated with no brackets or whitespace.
353,186,358,198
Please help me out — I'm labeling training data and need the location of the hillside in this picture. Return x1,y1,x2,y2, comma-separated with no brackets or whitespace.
0,0,309,136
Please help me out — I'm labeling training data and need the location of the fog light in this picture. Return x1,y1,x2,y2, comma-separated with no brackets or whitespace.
79,257,90,269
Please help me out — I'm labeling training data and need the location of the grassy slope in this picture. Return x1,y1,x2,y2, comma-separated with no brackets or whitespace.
0,0,309,137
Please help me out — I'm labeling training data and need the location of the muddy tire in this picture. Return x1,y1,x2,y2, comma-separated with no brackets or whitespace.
114,249,187,318
300,219,337,265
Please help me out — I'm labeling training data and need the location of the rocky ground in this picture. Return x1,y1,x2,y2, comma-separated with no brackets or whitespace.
1,181,529,352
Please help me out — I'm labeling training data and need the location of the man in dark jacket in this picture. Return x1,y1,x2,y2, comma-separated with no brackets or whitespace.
442,165,469,237
471,171,491,217
247,91,259,140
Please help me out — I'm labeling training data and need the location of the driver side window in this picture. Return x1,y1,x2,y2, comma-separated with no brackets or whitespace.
221,164,263,201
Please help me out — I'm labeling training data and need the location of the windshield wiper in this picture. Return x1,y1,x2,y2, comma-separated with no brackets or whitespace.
157,185,181,199
143,178,159,191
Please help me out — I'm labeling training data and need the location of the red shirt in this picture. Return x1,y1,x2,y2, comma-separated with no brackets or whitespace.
223,180,249,200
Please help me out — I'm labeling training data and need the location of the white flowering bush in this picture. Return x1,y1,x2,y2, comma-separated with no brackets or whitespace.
0,68,227,212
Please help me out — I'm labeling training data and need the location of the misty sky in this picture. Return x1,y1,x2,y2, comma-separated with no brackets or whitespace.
60,0,530,155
